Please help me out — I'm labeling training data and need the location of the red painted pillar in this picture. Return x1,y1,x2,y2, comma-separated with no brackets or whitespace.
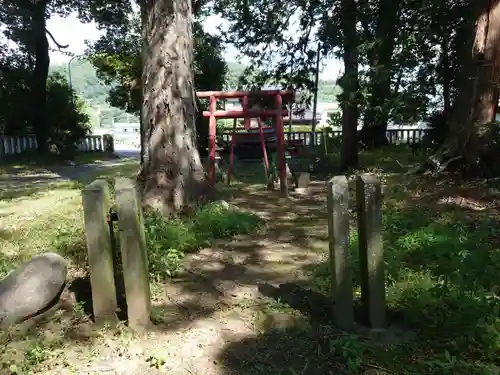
209,95,217,185
275,94,288,197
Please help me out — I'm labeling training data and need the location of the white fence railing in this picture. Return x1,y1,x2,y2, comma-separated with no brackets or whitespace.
0,134,112,159
77,135,104,152
220,128,428,146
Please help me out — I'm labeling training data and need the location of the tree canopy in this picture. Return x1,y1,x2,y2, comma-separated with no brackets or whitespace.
1,0,499,175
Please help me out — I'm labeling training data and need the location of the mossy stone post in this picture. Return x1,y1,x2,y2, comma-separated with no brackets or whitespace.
356,174,386,330
114,178,151,331
327,176,354,330
81,180,118,325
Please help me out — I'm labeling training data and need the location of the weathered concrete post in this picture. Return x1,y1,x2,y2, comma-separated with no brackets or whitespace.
327,176,354,330
82,180,118,325
114,178,151,331
356,173,386,330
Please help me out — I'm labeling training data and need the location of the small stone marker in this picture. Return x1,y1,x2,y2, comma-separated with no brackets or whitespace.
294,172,310,195
82,179,118,325
327,176,354,330
115,178,151,331
0,253,68,328
103,134,115,153
356,173,386,329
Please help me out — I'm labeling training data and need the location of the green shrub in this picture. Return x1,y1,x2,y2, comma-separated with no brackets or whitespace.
144,214,196,280
144,201,262,280
191,201,262,240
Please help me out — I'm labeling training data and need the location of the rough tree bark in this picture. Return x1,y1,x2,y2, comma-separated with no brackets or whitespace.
359,0,400,148
440,35,452,116
339,0,359,172
31,0,50,154
140,0,208,215
430,0,500,177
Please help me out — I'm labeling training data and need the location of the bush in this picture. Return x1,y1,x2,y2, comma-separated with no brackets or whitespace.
46,72,91,158
192,201,262,240
144,201,263,280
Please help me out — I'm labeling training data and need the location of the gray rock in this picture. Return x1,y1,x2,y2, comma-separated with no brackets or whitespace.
0,253,68,327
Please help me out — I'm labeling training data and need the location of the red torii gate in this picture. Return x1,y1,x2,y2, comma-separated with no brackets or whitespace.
196,89,295,197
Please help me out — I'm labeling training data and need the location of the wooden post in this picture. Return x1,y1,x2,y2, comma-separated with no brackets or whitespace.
275,93,288,197
257,117,270,180
356,174,386,330
114,178,151,331
327,176,354,330
81,180,118,325
208,95,217,186
227,118,238,185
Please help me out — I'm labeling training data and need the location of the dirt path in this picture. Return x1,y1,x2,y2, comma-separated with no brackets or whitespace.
39,183,330,375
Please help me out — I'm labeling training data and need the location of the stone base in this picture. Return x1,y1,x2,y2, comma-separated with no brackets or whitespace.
293,172,310,195
294,187,309,195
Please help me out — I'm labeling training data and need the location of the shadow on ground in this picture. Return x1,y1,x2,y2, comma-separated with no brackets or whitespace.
217,325,350,375
151,178,331,325
0,154,139,200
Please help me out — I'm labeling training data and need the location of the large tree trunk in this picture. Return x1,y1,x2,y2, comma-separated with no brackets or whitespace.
338,0,359,172
139,3,147,169
436,0,500,177
140,0,207,215
440,36,452,116
359,0,400,148
32,0,50,155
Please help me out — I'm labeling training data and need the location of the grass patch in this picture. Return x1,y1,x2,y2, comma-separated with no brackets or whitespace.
312,147,500,373
145,201,263,279
0,157,139,276
1,187,261,282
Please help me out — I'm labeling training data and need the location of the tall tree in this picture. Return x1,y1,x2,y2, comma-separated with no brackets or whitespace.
358,0,401,147
140,0,207,214
87,12,227,162
1,0,131,153
338,0,360,171
435,0,500,176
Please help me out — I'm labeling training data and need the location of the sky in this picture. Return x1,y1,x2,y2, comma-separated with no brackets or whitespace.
46,13,343,81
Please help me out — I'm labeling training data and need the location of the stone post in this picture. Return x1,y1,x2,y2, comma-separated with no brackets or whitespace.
356,174,386,329
114,178,151,331
294,172,310,195
327,176,354,330
81,180,118,325
103,134,115,153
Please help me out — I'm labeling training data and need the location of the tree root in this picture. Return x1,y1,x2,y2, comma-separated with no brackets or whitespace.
406,146,463,177
427,154,464,175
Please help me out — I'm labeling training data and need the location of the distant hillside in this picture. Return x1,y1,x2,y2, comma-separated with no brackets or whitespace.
49,60,135,128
